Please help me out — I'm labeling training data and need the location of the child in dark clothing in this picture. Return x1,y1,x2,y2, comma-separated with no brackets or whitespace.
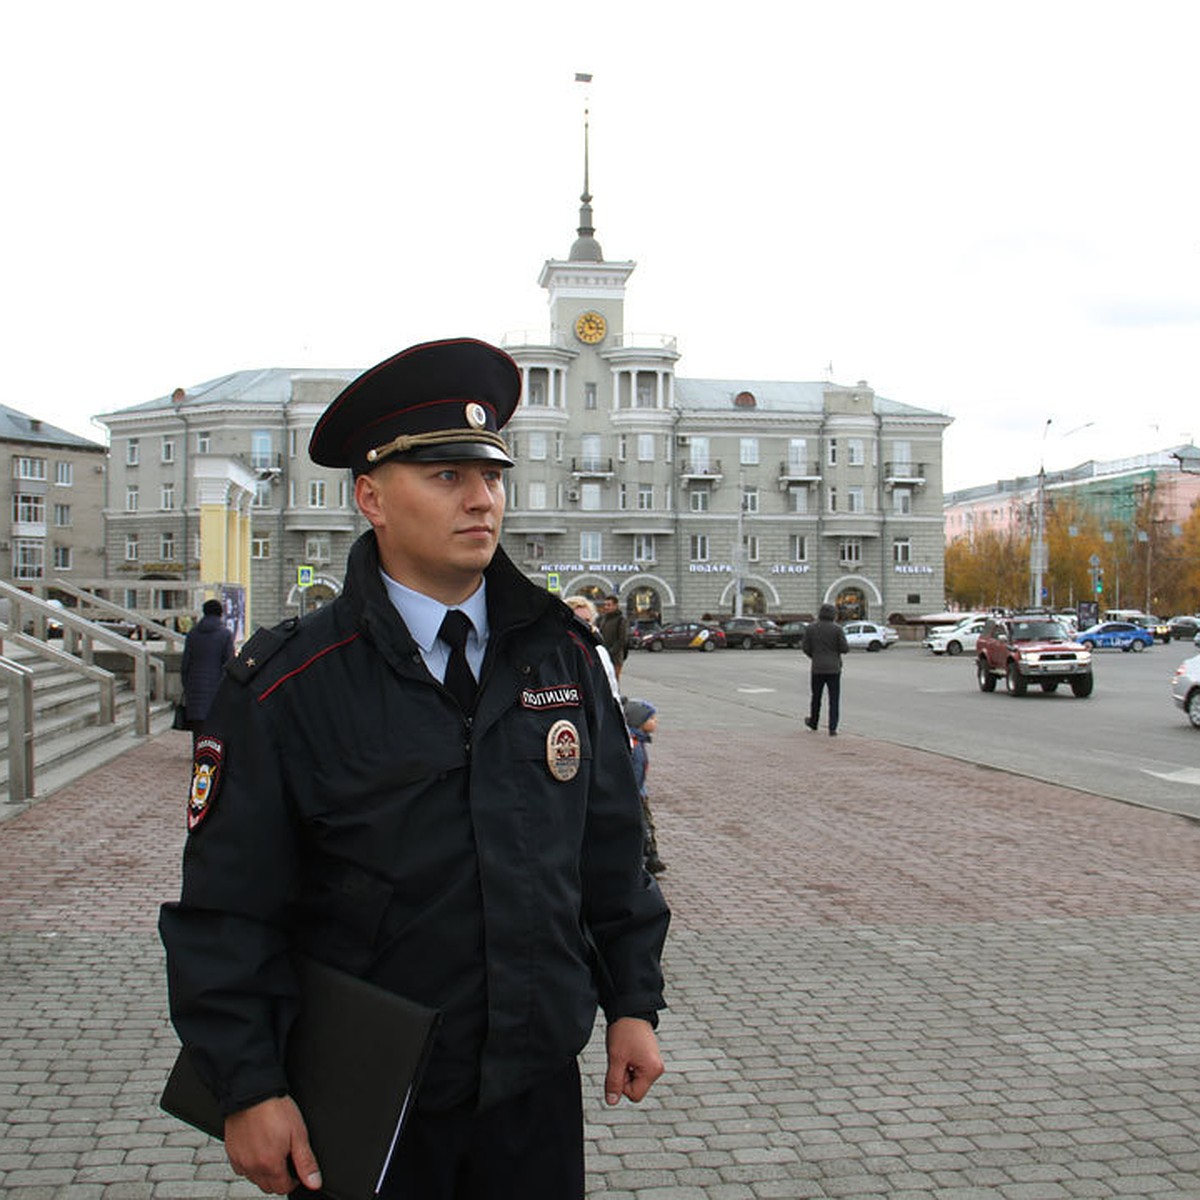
623,697,665,876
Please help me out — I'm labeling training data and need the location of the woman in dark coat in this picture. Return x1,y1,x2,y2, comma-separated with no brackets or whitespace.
180,599,234,730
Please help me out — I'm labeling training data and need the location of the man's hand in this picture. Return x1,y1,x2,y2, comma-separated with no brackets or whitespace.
224,1095,322,1195
604,1017,664,1106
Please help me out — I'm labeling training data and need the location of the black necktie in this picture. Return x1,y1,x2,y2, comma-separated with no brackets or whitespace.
438,610,477,712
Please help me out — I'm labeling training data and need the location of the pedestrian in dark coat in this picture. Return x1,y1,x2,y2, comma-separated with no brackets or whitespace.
180,598,233,729
159,338,669,1200
596,594,628,680
801,603,849,735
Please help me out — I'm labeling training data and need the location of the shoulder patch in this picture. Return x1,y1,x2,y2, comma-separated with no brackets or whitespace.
187,735,224,832
225,619,300,684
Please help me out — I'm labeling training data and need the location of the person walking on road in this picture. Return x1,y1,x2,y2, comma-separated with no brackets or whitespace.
802,603,849,736
179,598,234,738
159,337,669,1200
596,594,628,681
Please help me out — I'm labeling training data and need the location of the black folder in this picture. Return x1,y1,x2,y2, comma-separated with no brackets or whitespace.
160,957,441,1200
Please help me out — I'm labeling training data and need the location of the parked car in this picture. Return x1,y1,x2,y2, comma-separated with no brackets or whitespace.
923,614,987,657
722,617,785,649
626,617,662,651
1171,654,1200,728
1128,614,1171,644
1167,615,1200,641
1075,621,1154,653
778,620,808,648
639,622,726,652
975,613,1093,697
842,621,899,651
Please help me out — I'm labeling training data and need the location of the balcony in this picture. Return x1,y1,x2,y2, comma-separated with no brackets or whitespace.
571,456,615,479
778,460,822,484
679,458,723,483
884,461,928,486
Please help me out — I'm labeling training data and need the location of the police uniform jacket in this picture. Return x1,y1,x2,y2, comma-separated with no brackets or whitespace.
159,531,669,1116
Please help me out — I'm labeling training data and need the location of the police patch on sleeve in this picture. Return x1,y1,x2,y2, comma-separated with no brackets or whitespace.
187,735,225,832
546,719,581,782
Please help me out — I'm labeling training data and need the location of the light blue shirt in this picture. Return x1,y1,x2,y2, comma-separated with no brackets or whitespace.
378,571,489,684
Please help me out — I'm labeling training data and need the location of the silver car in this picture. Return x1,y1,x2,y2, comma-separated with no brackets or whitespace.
1171,654,1200,728
843,620,899,651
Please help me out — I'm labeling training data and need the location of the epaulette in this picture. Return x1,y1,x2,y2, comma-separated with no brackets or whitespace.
225,618,301,684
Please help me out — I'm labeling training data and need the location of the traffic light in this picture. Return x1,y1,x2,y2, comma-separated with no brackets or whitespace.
1095,566,1104,595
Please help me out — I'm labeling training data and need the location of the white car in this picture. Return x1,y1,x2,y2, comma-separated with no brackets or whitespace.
1172,654,1200,728
843,620,899,651
923,615,987,657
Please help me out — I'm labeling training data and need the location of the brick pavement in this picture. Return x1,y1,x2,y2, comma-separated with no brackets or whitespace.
2,718,1199,1198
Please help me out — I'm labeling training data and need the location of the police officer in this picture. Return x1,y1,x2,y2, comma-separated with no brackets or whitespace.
159,338,670,1199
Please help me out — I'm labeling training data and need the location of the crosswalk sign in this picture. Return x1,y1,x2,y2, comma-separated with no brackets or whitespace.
546,572,561,593
298,564,315,588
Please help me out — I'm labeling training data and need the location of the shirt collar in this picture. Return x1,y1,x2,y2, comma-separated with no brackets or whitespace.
378,571,489,651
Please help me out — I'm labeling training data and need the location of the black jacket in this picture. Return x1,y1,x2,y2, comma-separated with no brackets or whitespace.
159,533,669,1115
180,612,234,722
802,618,849,674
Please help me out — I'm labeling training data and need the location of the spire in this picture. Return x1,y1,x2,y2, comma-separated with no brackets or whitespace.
569,77,603,263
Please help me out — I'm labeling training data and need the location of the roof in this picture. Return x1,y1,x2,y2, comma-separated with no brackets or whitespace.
0,404,105,450
674,377,946,419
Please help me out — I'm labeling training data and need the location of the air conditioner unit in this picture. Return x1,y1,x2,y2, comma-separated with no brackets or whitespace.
676,435,690,446
566,489,580,502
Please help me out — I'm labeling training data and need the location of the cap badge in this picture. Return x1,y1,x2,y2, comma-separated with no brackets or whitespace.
546,719,581,782
465,402,487,430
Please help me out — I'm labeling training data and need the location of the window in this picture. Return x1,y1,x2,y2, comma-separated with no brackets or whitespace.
308,480,327,508
161,436,175,464
743,535,759,562
251,431,273,470
13,493,45,524
524,538,545,561
893,487,912,515
125,533,139,562
633,535,655,562
528,481,547,510
55,461,72,486
689,436,710,472
847,439,864,466
791,534,808,562
161,532,176,560
196,431,211,454
254,480,271,508
580,482,601,511
252,536,271,560
527,432,547,461
789,487,808,514
893,440,912,466
827,438,837,466
53,503,71,527
126,438,140,466
16,456,47,480
527,379,546,406
690,487,709,512
618,482,627,510
53,545,72,571
893,538,912,565
584,382,597,410
827,486,837,513
161,483,175,511
289,429,299,459
508,481,518,508
339,480,349,508
740,438,759,466
580,531,601,562
690,534,709,561
554,432,564,461
636,379,655,408
580,433,602,470
637,434,654,462
840,538,862,565
618,435,627,462
305,534,331,562
742,487,759,514
847,486,864,514
787,438,808,472
637,484,654,511
13,540,44,580
126,486,139,512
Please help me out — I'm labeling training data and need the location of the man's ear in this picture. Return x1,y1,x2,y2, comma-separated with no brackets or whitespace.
354,473,383,526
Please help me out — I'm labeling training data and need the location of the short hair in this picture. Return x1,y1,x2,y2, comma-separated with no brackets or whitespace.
563,595,597,621
202,598,223,617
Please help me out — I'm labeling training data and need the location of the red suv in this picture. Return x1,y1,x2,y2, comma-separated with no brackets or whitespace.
975,614,1094,698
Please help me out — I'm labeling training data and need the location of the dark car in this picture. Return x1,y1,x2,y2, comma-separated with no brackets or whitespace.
1167,615,1200,641
778,620,808,648
626,618,662,651
639,622,726,652
721,617,785,649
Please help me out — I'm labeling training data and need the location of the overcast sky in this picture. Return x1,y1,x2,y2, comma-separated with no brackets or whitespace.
4,1,1197,491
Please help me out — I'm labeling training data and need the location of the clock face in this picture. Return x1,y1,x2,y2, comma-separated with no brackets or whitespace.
574,310,607,344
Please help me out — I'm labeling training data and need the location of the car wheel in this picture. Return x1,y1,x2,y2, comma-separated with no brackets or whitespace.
741,636,753,650
867,640,881,652
977,659,996,692
648,639,664,652
701,638,716,652
1187,689,1200,728
1005,662,1028,696
1040,681,1059,693
946,640,962,657
1130,640,1145,653
1070,673,1094,698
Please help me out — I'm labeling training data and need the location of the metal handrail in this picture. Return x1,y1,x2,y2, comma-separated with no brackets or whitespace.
0,624,117,725
44,580,186,650
0,656,35,803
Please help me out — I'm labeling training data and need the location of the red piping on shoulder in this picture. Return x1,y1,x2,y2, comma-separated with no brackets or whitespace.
257,632,360,702
566,628,595,666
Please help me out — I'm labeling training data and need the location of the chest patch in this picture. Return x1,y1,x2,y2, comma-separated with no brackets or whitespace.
187,735,225,832
520,684,582,710
546,719,582,782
